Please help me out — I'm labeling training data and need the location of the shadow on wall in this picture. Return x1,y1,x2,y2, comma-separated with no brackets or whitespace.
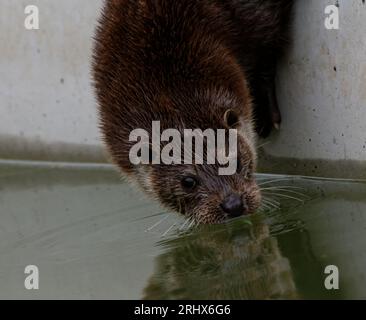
0,134,107,163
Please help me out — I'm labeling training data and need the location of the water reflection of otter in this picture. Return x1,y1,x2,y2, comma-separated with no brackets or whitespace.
143,220,298,300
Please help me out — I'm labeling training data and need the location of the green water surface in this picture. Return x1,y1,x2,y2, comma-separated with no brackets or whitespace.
0,161,365,299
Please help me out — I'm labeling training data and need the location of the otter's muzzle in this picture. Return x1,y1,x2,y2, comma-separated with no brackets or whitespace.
220,194,247,218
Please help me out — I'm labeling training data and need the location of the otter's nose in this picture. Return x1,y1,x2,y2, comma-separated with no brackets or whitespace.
220,194,244,217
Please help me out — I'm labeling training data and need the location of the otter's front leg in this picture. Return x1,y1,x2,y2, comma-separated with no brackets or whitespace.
251,56,281,138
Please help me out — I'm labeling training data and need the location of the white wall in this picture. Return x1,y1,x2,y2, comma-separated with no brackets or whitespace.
0,0,105,162
0,0,365,177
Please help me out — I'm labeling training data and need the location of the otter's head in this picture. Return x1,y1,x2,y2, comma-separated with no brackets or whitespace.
125,90,261,224
147,160,261,224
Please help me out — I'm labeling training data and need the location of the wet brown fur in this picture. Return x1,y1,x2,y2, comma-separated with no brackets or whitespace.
92,0,294,223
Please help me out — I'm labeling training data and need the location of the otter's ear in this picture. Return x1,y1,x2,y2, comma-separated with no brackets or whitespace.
224,109,240,128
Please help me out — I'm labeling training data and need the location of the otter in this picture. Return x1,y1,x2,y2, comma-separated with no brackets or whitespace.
92,0,294,224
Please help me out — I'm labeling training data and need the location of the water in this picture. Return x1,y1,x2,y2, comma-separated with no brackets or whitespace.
0,161,365,299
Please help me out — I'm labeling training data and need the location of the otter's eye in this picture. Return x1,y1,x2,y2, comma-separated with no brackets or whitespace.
224,109,240,128
181,176,198,191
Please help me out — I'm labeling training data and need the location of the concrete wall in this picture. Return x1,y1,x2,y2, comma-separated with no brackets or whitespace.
0,0,365,178
0,0,105,162
259,0,366,179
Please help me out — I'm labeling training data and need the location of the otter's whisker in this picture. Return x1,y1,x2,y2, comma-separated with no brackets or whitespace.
262,192,305,203
259,202,272,211
162,222,177,237
262,198,279,207
257,178,296,186
261,198,280,210
260,185,305,191
262,194,280,204
260,187,308,198
256,141,271,149
145,213,170,232
179,217,191,231
187,218,196,229
264,197,281,206
261,194,283,211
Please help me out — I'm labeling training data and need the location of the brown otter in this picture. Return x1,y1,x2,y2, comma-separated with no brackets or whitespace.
92,0,294,224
